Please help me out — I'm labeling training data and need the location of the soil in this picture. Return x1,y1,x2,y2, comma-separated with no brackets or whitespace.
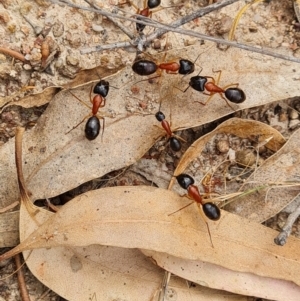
1,0,300,300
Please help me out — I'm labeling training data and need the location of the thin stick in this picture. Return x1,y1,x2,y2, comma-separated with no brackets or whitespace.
274,196,300,246
84,0,136,40
14,254,31,301
51,0,300,63
0,47,26,62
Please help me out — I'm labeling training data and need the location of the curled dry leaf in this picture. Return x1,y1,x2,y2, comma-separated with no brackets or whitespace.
169,118,285,187
2,186,300,287
142,249,300,301
227,128,300,222
0,42,299,209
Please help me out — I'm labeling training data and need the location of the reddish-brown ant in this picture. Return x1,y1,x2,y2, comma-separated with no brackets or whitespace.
119,0,162,33
155,111,183,151
185,69,246,111
170,173,220,246
67,80,111,140
132,57,195,76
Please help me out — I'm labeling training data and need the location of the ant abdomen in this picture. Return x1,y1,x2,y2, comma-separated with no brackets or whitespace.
202,202,221,221
225,87,246,103
132,60,157,76
85,116,100,140
169,137,181,152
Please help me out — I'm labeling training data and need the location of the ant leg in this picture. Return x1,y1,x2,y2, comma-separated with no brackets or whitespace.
194,92,215,106
68,90,91,110
212,69,222,86
196,203,214,248
96,114,106,142
168,200,194,216
219,93,236,111
222,82,239,90
172,134,186,143
66,113,91,134
89,85,93,104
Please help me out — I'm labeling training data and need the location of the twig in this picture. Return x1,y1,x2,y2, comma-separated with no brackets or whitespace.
14,254,31,301
0,46,26,62
83,0,136,40
274,196,300,246
0,201,19,213
53,0,300,63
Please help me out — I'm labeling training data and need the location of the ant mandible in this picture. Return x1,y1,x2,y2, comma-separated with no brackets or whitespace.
67,80,110,140
155,111,183,152
186,69,246,111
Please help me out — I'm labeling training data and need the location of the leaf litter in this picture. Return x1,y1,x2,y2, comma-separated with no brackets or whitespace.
1,127,300,301
1,42,300,300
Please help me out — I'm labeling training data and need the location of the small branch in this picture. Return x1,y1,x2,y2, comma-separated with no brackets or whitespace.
83,0,136,40
49,0,300,64
0,201,19,213
0,47,26,62
14,254,31,301
274,197,300,246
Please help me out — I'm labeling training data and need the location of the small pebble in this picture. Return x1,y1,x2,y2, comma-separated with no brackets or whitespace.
289,118,300,130
236,149,256,167
52,21,64,37
278,112,288,122
216,140,229,153
288,108,299,120
91,24,105,33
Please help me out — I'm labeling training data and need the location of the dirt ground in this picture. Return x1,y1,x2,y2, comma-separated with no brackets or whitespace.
1,0,300,300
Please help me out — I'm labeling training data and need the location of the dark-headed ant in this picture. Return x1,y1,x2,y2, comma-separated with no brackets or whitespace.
132,58,195,76
176,174,220,221
186,70,246,111
155,111,182,151
120,0,161,33
170,173,220,246
67,80,110,140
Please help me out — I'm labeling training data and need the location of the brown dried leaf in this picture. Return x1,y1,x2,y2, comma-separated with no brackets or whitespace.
227,128,300,222
169,118,286,188
2,186,300,288
142,249,300,301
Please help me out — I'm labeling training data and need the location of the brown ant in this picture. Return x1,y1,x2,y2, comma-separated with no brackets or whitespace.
170,173,220,246
185,69,246,111
66,80,111,140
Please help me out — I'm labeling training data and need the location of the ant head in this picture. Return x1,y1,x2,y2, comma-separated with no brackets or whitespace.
176,173,194,189
155,111,165,122
179,59,195,75
189,75,207,92
93,80,109,97
225,88,246,103
202,202,221,221
148,0,161,9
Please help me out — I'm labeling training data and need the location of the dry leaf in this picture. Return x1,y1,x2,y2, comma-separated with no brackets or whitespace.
169,118,285,188
2,186,300,288
227,128,300,222
142,249,300,301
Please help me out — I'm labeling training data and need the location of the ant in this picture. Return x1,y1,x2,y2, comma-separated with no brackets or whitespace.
185,69,246,111
119,0,162,33
132,57,195,77
67,80,110,140
171,173,220,246
155,111,183,151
